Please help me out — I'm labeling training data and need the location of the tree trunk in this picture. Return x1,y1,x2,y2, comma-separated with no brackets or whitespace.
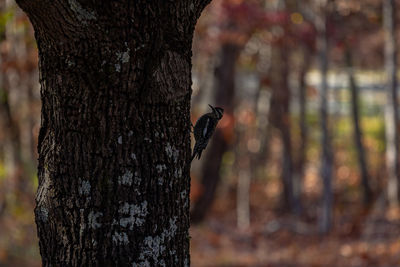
237,166,251,229
0,0,25,204
191,43,239,223
0,79,23,214
316,2,333,233
345,48,372,205
383,0,400,206
16,1,211,265
293,47,311,215
269,45,299,214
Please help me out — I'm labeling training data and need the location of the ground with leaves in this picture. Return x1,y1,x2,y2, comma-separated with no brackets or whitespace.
190,178,400,267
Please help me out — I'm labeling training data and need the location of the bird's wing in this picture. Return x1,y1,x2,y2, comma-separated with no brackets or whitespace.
203,118,210,137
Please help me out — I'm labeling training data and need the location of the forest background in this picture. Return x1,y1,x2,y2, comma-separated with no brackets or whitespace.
1,0,400,266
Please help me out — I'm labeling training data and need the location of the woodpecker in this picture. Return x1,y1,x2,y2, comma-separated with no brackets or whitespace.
191,104,224,162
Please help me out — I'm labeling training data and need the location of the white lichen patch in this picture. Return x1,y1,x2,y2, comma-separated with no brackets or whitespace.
156,164,167,174
118,170,133,186
169,249,178,263
132,260,151,267
119,201,148,229
78,179,91,196
165,143,179,163
133,216,178,266
133,171,142,196
154,132,164,138
180,190,189,209
134,171,141,185
114,47,130,72
168,217,178,236
112,231,129,245
118,136,123,144
88,211,103,229
140,236,165,263
116,48,131,64
158,177,164,186
37,207,49,222
66,59,75,67
180,190,187,200
134,44,146,52
174,168,182,179
165,143,173,157
131,153,137,161
181,190,189,209
68,0,97,24
144,137,152,143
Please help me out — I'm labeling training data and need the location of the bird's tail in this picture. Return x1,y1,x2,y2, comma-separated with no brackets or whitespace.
191,148,202,162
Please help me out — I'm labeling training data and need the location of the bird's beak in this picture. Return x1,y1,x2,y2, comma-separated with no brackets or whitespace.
208,104,216,113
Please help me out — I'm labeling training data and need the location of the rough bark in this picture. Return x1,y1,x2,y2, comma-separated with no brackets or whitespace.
383,0,400,206
345,48,372,205
15,0,211,265
190,43,239,223
316,2,333,233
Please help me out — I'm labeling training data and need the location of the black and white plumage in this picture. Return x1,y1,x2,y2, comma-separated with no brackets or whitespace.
191,104,224,162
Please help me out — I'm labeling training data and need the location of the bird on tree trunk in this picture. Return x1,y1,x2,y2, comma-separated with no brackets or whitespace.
191,104,224,162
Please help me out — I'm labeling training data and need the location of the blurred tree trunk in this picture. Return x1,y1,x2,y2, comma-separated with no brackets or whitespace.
293,48,311,214
191,43,239,223
16,0,211,265
269,44,300,214
0,82,23,208
26,78,39,165
237,162,251,229
345,48,372,205
383,0,400,206
316,1,333,233
0,0,25,204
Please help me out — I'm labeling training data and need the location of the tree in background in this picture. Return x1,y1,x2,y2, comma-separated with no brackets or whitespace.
333,1,375,206
0,0,39,231
315,0,334,233
346,47,373,205
190,0,283,222
16,0,211,265
383,0,400,207
268,33,297,213
191,41,239,223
